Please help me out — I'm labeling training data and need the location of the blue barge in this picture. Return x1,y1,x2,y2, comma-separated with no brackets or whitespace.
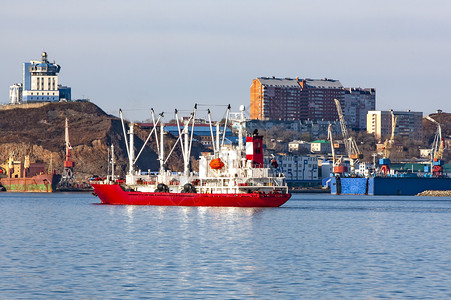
331,177,451,195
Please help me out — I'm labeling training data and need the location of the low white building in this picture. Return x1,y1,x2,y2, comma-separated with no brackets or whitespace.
419,148,432,159
310,140,331,154
288,140,310,153
357,162,374,177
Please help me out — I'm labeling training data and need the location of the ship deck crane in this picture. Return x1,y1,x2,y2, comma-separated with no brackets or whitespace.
334,99,362,174
379,112,397,176
425,116,445,177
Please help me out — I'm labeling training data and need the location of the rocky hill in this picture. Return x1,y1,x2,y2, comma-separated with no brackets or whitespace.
0,102,206,181
423,112,451,139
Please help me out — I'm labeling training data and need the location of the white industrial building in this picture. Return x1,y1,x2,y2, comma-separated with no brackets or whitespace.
270,154,318,182
9,52,71,104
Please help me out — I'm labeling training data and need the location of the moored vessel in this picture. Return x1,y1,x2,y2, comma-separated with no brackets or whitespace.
0,155,60,192
91,105,291,207
331,176,451,196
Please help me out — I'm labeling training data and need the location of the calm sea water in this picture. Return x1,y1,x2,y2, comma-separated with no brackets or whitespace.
1,193,451,299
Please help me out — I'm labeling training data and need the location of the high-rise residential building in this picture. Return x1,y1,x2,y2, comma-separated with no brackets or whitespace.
343,88,376,130
250,77,374,129
11,52,71,104
250,77,301,120
367,110,423,140
298,78,344,122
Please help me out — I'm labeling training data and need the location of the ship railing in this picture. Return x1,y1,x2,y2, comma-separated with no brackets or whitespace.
198,176,288,190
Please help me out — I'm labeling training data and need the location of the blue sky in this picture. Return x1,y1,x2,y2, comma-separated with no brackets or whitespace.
1,0,450,121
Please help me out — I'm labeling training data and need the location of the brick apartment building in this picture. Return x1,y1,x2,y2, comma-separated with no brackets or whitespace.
250,77,375,130
250,77,302,120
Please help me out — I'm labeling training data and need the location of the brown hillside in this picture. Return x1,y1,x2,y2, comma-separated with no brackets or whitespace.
0,102,206,180
423,112,451,143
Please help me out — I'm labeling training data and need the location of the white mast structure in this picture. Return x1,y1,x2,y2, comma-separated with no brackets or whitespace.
234,105,246,169
120,109,164,184
129,122,135,176
109,144,115,181
120,109,135,184
174,105,197,179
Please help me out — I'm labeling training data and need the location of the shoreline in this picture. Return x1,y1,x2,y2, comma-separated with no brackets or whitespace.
416,190,451,197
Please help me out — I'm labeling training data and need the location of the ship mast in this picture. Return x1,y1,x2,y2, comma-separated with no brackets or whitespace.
174,105,197,177
237,105,246,165
129,122,135,176
119,109,135,179
160,122,165,175
110,144,115,180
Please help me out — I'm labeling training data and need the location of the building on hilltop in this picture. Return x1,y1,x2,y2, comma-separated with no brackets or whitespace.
250,76,375,130
367,110,423,140
9,52,71,104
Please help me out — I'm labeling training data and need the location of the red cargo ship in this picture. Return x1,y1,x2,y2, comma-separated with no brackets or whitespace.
91,183,290,207
91,105,291,207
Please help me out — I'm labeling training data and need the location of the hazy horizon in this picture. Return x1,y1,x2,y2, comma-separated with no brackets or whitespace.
1,0,450,121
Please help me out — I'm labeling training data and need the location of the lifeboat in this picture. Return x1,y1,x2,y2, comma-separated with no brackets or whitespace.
209,158,224,170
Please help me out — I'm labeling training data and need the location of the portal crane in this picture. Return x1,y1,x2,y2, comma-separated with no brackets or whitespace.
328,123,347,175
425,116,445,177
334,99,362,174
379,112,397,176
57,118,77,189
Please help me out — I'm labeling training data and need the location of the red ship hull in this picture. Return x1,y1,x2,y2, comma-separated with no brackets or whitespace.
91,184,291,207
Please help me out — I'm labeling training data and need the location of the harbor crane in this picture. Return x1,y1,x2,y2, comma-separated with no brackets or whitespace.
379,111,397,176
425,116,445,177
334,99,362,174
328,123,347,175
57,118,77,189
